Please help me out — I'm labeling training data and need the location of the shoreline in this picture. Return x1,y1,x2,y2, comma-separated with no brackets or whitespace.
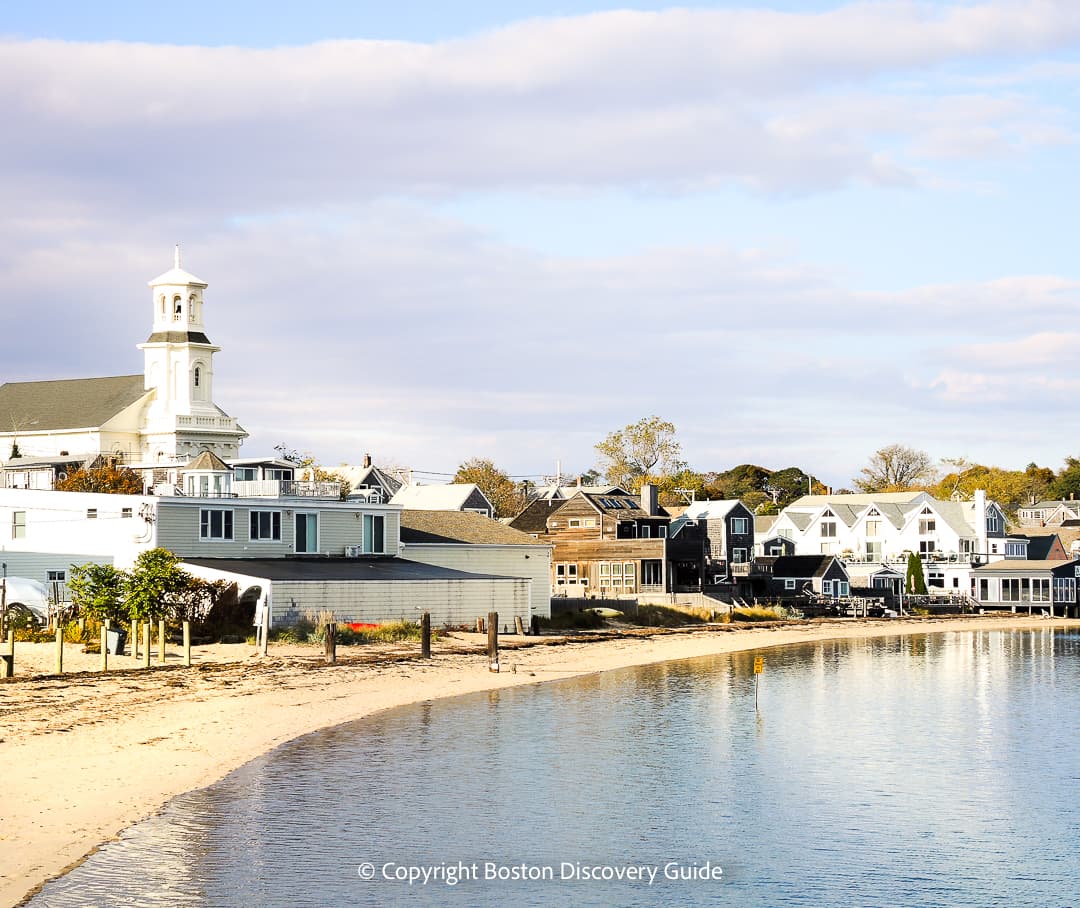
2,614,1076,906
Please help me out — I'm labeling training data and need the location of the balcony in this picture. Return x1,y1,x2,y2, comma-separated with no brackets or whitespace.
176,415,240,432
232,479,342,499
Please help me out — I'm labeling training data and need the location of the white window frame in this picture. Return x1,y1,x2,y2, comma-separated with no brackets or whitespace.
12,510,26,539
820,520,837,538
295,511,319,553
250,510,282,542
731,517,749,535
784,578,797,590
200,508,234,541
732,548,747,564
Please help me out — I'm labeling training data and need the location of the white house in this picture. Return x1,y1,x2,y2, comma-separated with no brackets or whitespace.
767,490,1007,593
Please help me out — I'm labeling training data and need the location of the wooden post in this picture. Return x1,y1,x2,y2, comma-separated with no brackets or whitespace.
261,599,270,656
142,622,151,669
55,623,64,675
100,623,108,673
515,616,525,637
324,621,337,664
158,619,167,664
420,611,431,658
487,611,499,672
1,627,13,678
530,615,540,635
131,618,139,658
476,616,485,634
183,620,192,667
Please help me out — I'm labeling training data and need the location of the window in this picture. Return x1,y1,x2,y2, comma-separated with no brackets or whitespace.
86,508,97,519
1005,541,1027,557
363,514,385,554
731,517,749,535
267,468,292,481
193,366,201,388
835,581,849,597
569,518,583,528
1054,577,1076,602
1032,578,1050,603
642,560,662,586
920,540,936,555
866,520,880,537
767,543,784,556
784,579,797,590
235,467,257,481
121,507,133,518
866,540,882,561
820,521,836,537
555,563,578,585
47,570,66,581
823,580,832,595
12,511,26,539
295,512,318,553
640,525,650,538
918,518,936,535
200,509,234,540
658,525,667,538
1001,578,1019,602
732,548,747,564
250,510,282,541
987,510,1001,533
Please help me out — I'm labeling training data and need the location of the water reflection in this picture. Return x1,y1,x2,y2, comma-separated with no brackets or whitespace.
29,629,1080,908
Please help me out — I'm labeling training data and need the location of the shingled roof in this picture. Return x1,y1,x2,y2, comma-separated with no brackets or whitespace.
0,374,148,433
400,510,548,546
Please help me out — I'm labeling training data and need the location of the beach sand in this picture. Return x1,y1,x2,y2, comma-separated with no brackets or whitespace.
1,614,1074,906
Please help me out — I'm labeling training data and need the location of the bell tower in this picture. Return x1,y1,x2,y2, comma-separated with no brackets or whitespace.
137,247,246,462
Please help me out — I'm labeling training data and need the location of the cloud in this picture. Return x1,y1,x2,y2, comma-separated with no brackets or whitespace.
0,1,1078,217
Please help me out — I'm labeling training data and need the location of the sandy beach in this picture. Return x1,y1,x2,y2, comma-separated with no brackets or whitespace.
1,614,1074,907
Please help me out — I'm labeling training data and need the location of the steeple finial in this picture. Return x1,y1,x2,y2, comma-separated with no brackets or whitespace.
174,244,181,269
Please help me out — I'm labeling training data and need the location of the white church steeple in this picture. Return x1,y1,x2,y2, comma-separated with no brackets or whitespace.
137,249,246,462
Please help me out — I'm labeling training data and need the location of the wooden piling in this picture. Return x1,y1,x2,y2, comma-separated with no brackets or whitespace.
100,623,108,673
131,619,139,658
515,616,525,637
55,624,63,675
158,619,167,664
142,622,151,669
261,601,269,656
324,621,337,664
1,627,13,678
487,611,499,671
420,611,431,658
476,616,485,634
183,621,192,667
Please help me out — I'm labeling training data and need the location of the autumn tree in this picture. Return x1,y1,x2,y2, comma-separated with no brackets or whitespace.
854,444,936,493
56,464,144,494
453,458,522,518
595,416,684,493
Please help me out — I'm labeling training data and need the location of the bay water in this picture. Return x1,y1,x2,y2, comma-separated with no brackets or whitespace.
28,628,1080,907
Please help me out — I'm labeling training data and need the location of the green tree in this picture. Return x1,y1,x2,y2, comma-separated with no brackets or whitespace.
854,444,936,493
763,466,825,507
1052,457,1080,502
595,416,684,493
906,552,928,595
453,457,522,518
56,464,144,494
124,548,190,622
68,563,128,624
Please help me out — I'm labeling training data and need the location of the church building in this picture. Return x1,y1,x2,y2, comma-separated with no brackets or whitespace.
0,250,247,488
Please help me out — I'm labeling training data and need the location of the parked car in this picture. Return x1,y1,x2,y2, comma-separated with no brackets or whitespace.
2,577,50,625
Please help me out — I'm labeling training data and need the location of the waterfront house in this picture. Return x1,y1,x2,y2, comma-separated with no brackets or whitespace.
971,559,1080,618
666,499,756,591
756,555,851,600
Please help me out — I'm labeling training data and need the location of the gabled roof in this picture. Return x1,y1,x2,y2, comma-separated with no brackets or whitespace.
0,374,149,433
509,499,565,534
390,482,493,512
681,500,748,520
789,492,926,508
770,555,838,579
581,492,649,518
184,450,231,472
350,464,404,496
400,510,548,546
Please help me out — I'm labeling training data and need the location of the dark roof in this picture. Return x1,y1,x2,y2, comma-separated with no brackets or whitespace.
400,510,547,545
1015,534,1062,560
0,374,149,433
770,555,835,578
180,556,516,582
508,499,565,534
144,331,213,344
581,492,650,518
351,464,403,496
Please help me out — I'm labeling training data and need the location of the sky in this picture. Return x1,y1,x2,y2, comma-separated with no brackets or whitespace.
2,0,1079,488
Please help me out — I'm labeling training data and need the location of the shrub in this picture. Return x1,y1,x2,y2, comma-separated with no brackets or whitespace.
730,606,786,622
632,604,712,627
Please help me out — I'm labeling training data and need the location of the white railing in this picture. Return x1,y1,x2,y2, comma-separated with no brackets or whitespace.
232,479,342,499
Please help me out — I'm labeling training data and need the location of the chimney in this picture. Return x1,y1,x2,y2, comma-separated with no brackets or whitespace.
362,453,372,469
974,488,988,558
640,482,659,516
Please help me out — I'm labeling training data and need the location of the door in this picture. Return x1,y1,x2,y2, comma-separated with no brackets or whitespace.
295,512,318,553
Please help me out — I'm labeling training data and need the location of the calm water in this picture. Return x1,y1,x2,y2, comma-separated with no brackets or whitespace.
29,629,1080,907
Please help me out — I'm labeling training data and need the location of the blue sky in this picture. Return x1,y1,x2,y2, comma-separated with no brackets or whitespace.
2,1,1080,487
